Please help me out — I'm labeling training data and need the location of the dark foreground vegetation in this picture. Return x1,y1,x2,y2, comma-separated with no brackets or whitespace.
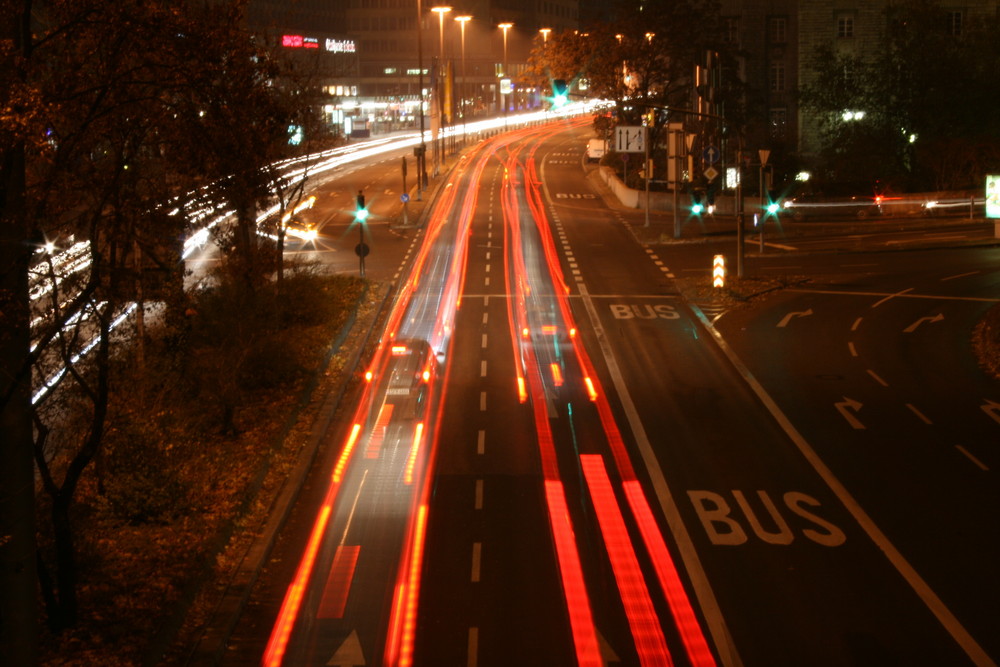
36,267,370,665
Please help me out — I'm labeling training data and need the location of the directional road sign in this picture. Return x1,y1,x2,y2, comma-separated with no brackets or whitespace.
616,126,646,153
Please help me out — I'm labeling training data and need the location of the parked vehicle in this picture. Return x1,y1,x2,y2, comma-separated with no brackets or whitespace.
586,138,606,162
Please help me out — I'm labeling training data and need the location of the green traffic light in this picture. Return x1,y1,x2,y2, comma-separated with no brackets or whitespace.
355,207,369,222
692,203,704,215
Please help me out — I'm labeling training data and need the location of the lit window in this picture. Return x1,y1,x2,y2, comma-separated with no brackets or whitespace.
769,16,787,43
725,17,740,44
769,61,785,92
837,16,854,38
947,11,963,36
770,108,787,137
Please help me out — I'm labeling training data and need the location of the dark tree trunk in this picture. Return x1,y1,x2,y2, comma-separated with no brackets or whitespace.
0,4,39,661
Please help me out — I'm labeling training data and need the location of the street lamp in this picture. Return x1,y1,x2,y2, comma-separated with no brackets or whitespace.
431,6,451,168
498,22,513,124
415,0,427,198
539,28,551,112
455,15,472,142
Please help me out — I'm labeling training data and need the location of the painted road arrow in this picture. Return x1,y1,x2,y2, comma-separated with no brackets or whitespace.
777,308,814,328
903,313,944,333
981,398,1000,426
835,397,865,430
327,630,365,666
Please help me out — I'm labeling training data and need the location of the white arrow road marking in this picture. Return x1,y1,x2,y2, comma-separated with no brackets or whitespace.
777,308,814,328
835,397,865,430
981,398,1000,425
903,313,944,333
327,629,365,666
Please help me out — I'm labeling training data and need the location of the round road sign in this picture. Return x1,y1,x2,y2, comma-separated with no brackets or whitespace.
355,243,370,258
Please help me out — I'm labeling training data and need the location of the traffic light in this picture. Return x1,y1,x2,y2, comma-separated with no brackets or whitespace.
355,190,369,221
551,79,568,108
691,190,704,215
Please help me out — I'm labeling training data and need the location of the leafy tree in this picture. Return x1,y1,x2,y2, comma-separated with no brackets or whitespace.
525,0,741,175
799,1,1000,190
1,0,311,654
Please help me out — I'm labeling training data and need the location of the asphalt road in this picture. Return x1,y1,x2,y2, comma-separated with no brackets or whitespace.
215,121,999,667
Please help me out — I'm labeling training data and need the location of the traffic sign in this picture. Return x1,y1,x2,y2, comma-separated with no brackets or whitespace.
355,243,370,257
703,146,720,164
615,126,646,153
703,166,719,182
401,193,410,203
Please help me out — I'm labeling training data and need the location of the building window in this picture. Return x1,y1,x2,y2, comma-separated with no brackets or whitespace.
769,61,785,92
724,17,740,44
837,15,854,38
947,11,963,36
770,108,787,137
768,16,787,43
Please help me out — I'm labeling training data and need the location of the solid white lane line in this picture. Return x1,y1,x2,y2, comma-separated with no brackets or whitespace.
906,404,933,424
867,369,889,387
942,271,978,282
955,446,989,471
467,627,479,667
470,542,482,582
575,285,741,667
873,288,915,308
692,305,994,666
790,288,999,304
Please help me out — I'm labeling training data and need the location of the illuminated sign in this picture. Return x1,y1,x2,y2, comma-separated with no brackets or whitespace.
987,175,1000,219
326,38,356,53
282,35,356,53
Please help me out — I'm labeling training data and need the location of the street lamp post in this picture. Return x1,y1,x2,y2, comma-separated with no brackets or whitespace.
539,28,551,113
455,15,472,145
432,6,451,167
416,0,427,198
499,22,513,127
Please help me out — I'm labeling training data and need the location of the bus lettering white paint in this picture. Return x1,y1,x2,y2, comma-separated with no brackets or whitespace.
688,490,846,547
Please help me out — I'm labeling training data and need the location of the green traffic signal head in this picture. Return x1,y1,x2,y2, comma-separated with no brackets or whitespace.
551,78,569,108
355,207,369,222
